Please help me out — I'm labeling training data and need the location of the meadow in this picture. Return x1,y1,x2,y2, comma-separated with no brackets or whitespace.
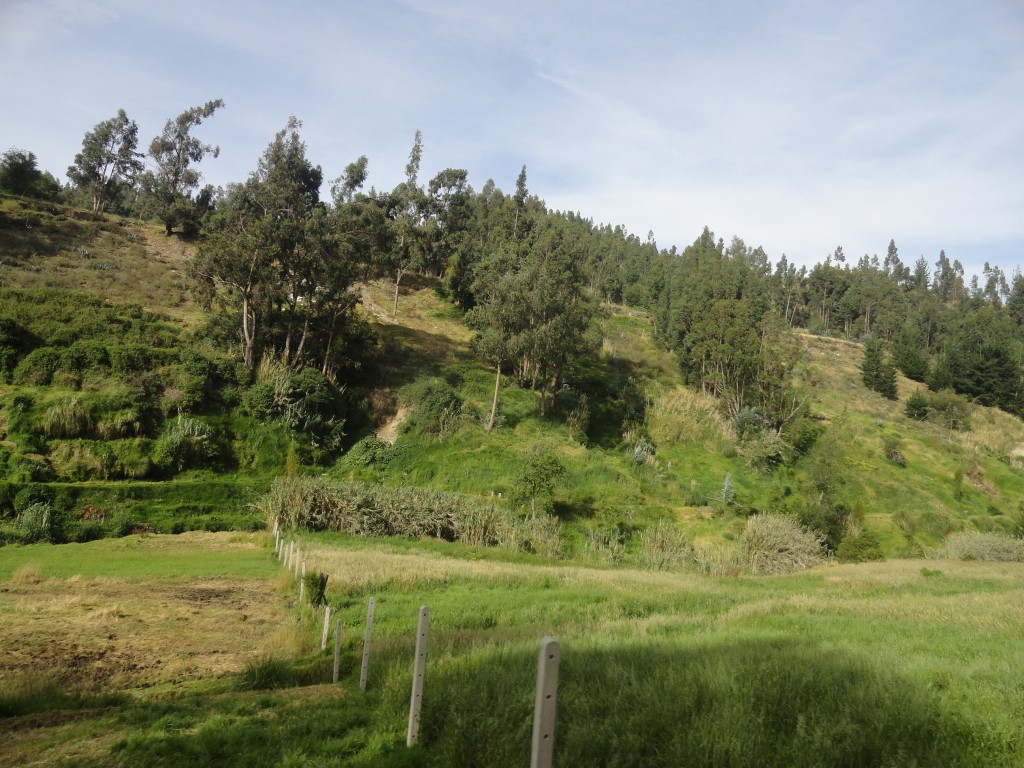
2,530,1022,766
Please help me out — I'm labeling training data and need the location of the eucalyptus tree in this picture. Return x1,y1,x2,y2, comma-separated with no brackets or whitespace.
190,118,325,370
385,130,429,316
142,99,224,236
67,109,144,213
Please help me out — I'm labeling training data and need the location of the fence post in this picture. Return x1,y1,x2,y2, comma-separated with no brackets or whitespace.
406,605,430,747
531,636,560,768
332,619,342,683
321,605,332,650
359,597,375,692
294,548,301,579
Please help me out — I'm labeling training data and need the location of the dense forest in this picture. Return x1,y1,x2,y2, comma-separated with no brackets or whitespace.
1,103,1023,556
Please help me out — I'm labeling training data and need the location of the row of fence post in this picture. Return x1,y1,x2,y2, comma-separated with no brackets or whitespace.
271,522,560,766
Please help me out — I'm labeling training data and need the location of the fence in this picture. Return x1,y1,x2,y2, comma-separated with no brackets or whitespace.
272,525,562,767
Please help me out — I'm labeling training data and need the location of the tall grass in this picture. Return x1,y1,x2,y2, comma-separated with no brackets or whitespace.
256,475,564,556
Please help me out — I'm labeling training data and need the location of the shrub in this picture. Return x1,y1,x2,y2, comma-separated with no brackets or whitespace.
408,378,463,438
927,389,971,431
905,390,929,421
238,656,296,691
41,398,94,438
636,521,694,570
882,436,906,468
741,514,827,575
797,499,850,552
49,442,107,480
734,407,769,440
17,501,55,543
303,570,329,607
12,347,61,385
7,452,54,482
836,527,885,563
152,413,218,474
937,531,1024,562
781,416,821,456
256,476,563,555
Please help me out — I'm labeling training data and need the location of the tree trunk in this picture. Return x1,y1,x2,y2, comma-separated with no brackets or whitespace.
486,364,501,432
393,268,403,317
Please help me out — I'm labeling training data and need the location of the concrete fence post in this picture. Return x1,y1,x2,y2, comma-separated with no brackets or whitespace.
406,605,430,747
359,597,375,692
332,619,342,683
531,636,560,768
321,605,332,650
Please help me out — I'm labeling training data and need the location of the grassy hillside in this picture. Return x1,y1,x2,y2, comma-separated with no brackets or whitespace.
2,194,1024,558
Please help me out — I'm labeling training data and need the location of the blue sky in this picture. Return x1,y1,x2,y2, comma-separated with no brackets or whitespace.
2,0,1022,276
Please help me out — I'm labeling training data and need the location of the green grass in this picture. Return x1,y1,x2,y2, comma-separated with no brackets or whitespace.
3,532,1023,766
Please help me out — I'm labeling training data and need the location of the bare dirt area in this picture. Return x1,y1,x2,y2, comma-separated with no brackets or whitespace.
0,574,282,692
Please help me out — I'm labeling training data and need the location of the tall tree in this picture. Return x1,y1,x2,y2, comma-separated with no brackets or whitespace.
0,148,59,199
143,99,225,236
189,118,324,370
67,109,144,213
385,130,428,316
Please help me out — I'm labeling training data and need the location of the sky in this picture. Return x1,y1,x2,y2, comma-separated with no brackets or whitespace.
2,0,1022,277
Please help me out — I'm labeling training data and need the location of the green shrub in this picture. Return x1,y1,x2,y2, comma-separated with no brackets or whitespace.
49,442,107,480
41,398,94,438
7,452,53,482
12,347,61,385
905,390,929,420
303,570,329,607
882,436,906,468
836,528,885,563
927,389,971,431
152,413,219,474
407,378,463,438
17,501,55,542
256,476,563,555
238,656,296,691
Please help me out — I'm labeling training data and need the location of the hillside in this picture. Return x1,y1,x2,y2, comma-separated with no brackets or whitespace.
2,197,1024,766
2,194,1023,557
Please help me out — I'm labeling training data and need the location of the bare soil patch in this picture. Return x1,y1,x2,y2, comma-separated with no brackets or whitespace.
0,574,282,692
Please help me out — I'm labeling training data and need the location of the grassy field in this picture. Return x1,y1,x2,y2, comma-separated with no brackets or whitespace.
2,531,1022,766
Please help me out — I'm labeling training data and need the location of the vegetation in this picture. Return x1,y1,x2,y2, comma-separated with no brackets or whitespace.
2,532,1023,766
3,111,1024,763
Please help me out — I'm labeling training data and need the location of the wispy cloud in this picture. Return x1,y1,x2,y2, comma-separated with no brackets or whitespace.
1,0,1021,273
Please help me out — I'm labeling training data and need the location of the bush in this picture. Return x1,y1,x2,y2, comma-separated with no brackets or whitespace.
937,532,1024,562
905,390,929,421
883,436,906,468
256,476,563,555
836,528,885,563
927,389,971,431
407,378,463,438
152,413,219,474
797,499,850,552
49,442,107,480
12,347,61,385
636,521,694,570
41,398,94,438
238,656,296,691
17,501,55,543
742,514,827,575
303,570,329,607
